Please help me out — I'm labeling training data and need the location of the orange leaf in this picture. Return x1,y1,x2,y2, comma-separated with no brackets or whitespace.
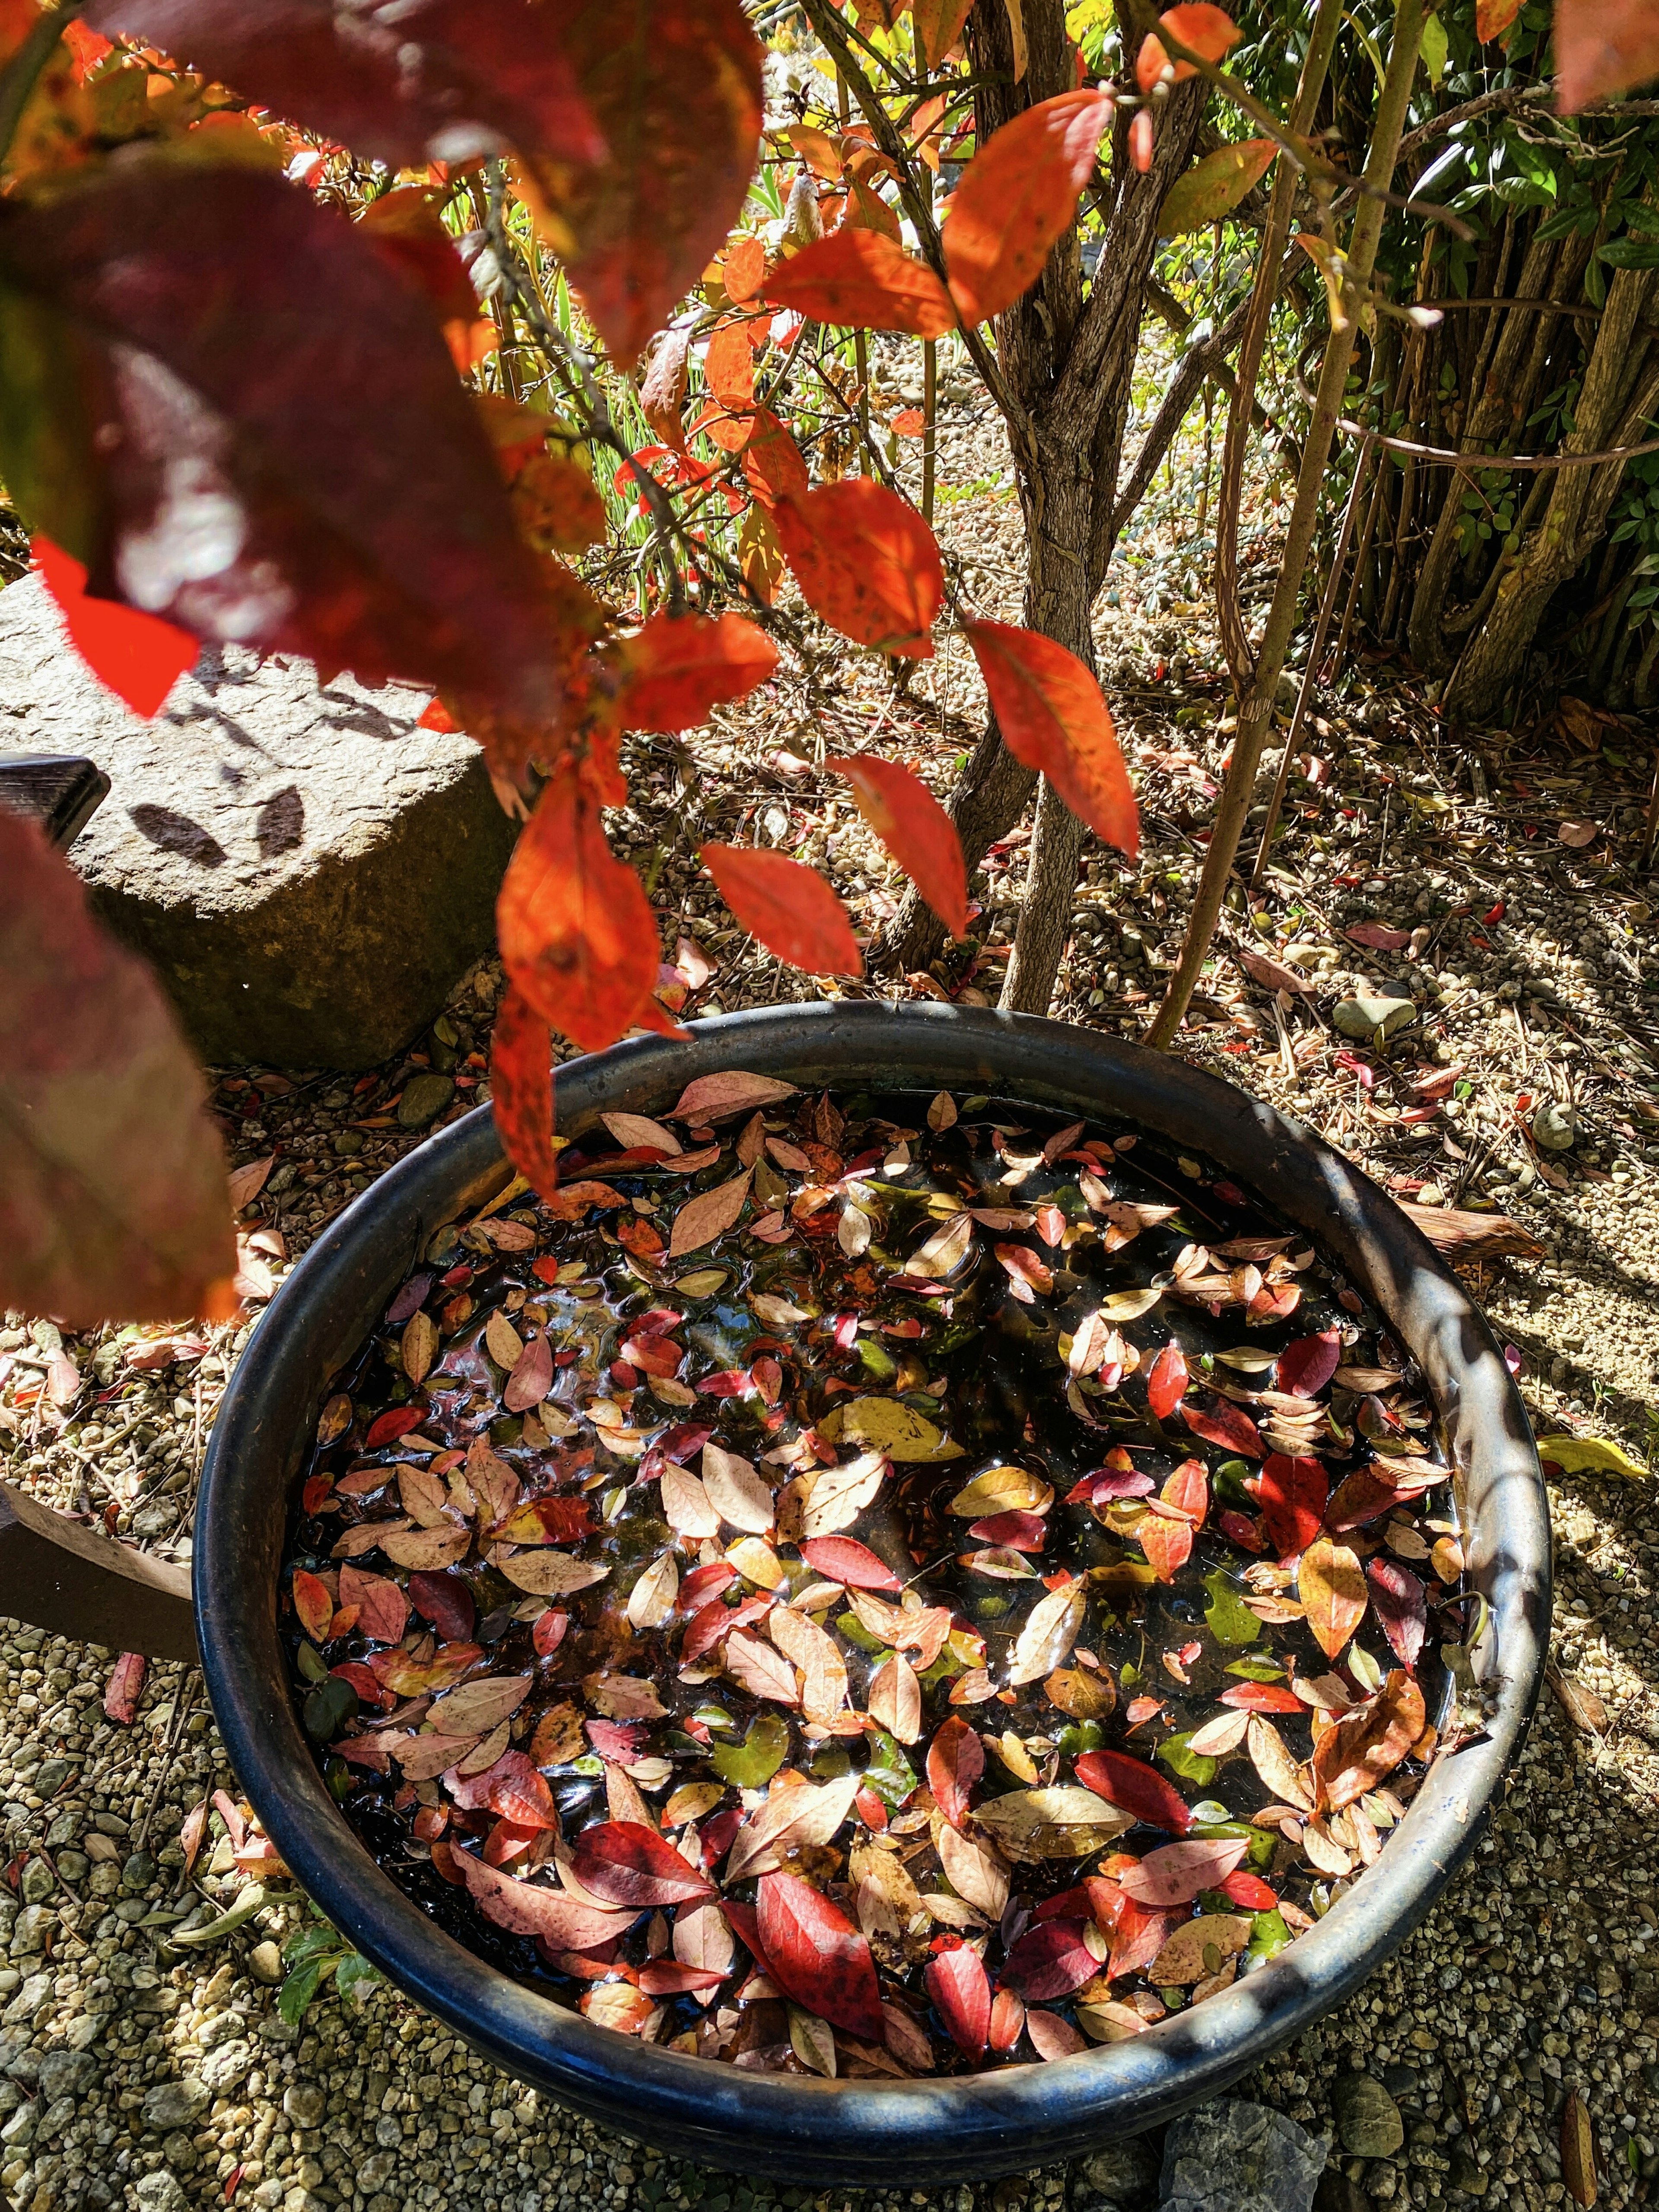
944,91,1112,326
1136,3,1240,89
743,410,810,510
1475,0,1524,38
1555,0,1659,107
292,1569,335,1646
913,0,975,67
1299,1538,1368,1661
775,479,942,657
701,845,863,976
724,234,767,304
788,122,844,179
890,407,927,437
1311,1669,1425,1814
497,763,660,1051
739,504,787,605
964,621,1138,855
620,610,778,732
705,317,755,413
846,178,902,242
511,453,605,554
34,537,198,719
490,985,561,1205
763,229,956,338
1138,1511,1191,1583
827,755,968,938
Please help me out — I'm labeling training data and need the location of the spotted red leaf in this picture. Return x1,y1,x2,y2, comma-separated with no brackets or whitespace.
1074,1748,1193,1834
926,1714,985,1830
762,228,956,338
965,621,1137,856
498,762,661,1051
944,91,1112,325
571,1820,714,1907
619,610,777,732
756,1871,884,2040
825,755,968,939
701,845,863,977
798,1536,902,1592
925,1942,992,2055
34,538,197,718
1118,1837,1247,1906
1258,1452,1328,1560
483,1750,559,1830
1180,1395,1263,1458
999,1920,1096,2002
774,480,943,658
490,985,560,1205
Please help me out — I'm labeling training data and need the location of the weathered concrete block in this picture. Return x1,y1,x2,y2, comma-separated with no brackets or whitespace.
0,572,516,1070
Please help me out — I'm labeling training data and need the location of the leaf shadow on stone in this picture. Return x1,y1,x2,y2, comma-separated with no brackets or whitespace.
127,804,227,870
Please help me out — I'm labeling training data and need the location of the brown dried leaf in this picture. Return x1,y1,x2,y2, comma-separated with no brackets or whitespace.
1562,2088,1598,2207
1246,1714,1314,1813
724,1628,800,1705
401,1310,439,1386
767,1603,849,1723
701,1440,775,1533
670,1169,753,1256
1299,1538,1368,1660
868,1653,923,1742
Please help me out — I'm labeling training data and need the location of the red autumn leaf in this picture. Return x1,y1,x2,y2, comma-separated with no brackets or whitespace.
999,1920,1097,2001
701,845,863,977
913,0,975,68
704,316,754,419
926,1713,985,1829
1311,1669,1426,1814
484,1750,559,1830
1162,1459,1208,1527
1129,108,1155,172
1180,1395,1264,1459
33,538,197,718
944,91,1112,325
724,233,767,304
1366,1556,1427,1670
639,1961,728,1996
458,1849,639,1949
964,621,1137,855
1118,1837,1247,1906
0,809,236,1328
498,763,661,1051
1074,1748,1193,1834
618,610,778,733
798,1536,902,1592
967,1510,1048,1551
1325,1463,1439,1533
761,228,956,337
571,1820,714,1907
586,1717,646,1762
925,1942,991,2056
988,1983,1026,2051
1277,1332,1341,1399
338,1567,409,1646
407,1570,476,1643
531,1608,570,1658
490,986,561,1205
365,1407,426,1450
0,160,558,724
292,1570,335,1645
1258,1453,1329,1560
1218,1681,1303,1713
826,755,969,939
1145,1340,1190,1418
756,1871,884,2040
1138,1510,1192,1583
774,479,943,657
1219,1869,1278,1911
1555,0,1659,107
742,409,811,510
102,1652,145,1726
995,1242,1054,1300
1135,2,1241,90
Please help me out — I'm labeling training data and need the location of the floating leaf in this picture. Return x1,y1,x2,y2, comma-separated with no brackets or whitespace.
949,1465,1052,1518
709,1710,790,1789
572,1821,713,1907
1000,1919,1097,2001
458,1851,637,1950
1312,1669,1426,1815
1117,1837,1248,1907
831,1398,960,1462
927,1714,984,1829
798,1536,901,1592
1182,1397,1264,1458
1258,1454,1328,1560
1145,1341,1189,1419
1148,1913,1251,1986
1073,1748,1193,1834
972,1786,1128,1862
1009,1581,1086,1684
701,1441,775,1533
1276,1332,1341,1400
669,1168,753,1256
668,1071,798,1121
1299,1539,1368,1660
756,1871,884,2039
1245,1714,1313,1813
925,1943,991,2056
1366,1558,1427,1670
868,1653,923,1742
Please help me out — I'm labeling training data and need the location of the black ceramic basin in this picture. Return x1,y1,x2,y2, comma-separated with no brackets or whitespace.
197,1003,1548,2184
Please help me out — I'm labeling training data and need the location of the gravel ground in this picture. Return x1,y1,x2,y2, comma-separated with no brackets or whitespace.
8,356,1659,2212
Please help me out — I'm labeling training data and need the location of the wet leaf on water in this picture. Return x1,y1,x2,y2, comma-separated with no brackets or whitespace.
1148,1913,1251,1986
949,1465,1052,1518
670,1170,753,1256
971,1786,1128,1862
925,1942,991,2056
1299,1539,1368,1660
1008,1580,1086,1684
1312,1669,1426,1814
1246,1714,1314,1814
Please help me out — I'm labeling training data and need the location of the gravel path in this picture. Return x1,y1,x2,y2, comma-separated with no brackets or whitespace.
8,367,1659,2212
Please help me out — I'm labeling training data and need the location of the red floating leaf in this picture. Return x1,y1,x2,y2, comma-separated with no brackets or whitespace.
407,1570,476,1643
926,1714,985,1830
34,537,197,718
292,1570,335,1646
762,228,956,338
498,762,661,1051
988,1983,1026,2052
490,985,560,1205
1074,1748,1193,1835
639,1960,728,1996
999,1920,1096,2002
1145,1340,1190,1419
483,1750,559,1831
701,845,863,977
944,91,1112,325
1311,1669,1426,1814
965,621,1137,855
1366,1556,1427,1670
1138,1511,1192,1584
338,1566,409,1646
1258,1453,1328,1561
619,610,777,732
756,1871,884,2040
0,810,236,1328
1180,1396,1264,1459
774,479,942,657
1118,1837,1247,1906
1276,1332,1341,1400
458,1849,639,1949
826,755,968,939
798,1536,902,1592
1218,1681,1303,1713
571,1820,714,1907
926,1942,991,2056
365,1407,426,1450
1219,1869,1278,1911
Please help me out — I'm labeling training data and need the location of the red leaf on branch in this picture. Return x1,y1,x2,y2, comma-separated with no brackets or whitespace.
703,316,755,420
756,1871,884,2039
912,0,975,68
701,845,863,976
33,538,197,718
0,810,235,1328
1074,1748,1194,1834
571,1820,714,1907
489,986,560,1205
926,1713,984,1829
1145,1340,1189,1419
964,622,1137,855
798,1536,902,1591
925,1942,991,2055
0,162,559,723
1135,3,1241,90
944,91,1112,325
618,610,778,732
742,410,811,510
498,763,661,1050
761,228,957,337
775,479,943,657
724,234,767,304
826,755,968,938
1258,1452,1328,1560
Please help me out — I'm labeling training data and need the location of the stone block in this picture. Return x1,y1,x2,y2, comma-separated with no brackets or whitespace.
0,573,516,1069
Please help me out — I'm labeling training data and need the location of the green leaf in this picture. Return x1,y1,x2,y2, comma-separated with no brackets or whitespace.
1247,1907,1292,1961
709,1710,790,1789
1419,13,1448,79
1203,1569,1262,1646
302,1676,358,1743
1158,141,1279,236
278,1956,336,2027
1157,1731,1218,1786
282,1921,341,1968
861,1729,918,1809
1224,1656,1284,1680
334,1951,381,2002
1601,236,1659,269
